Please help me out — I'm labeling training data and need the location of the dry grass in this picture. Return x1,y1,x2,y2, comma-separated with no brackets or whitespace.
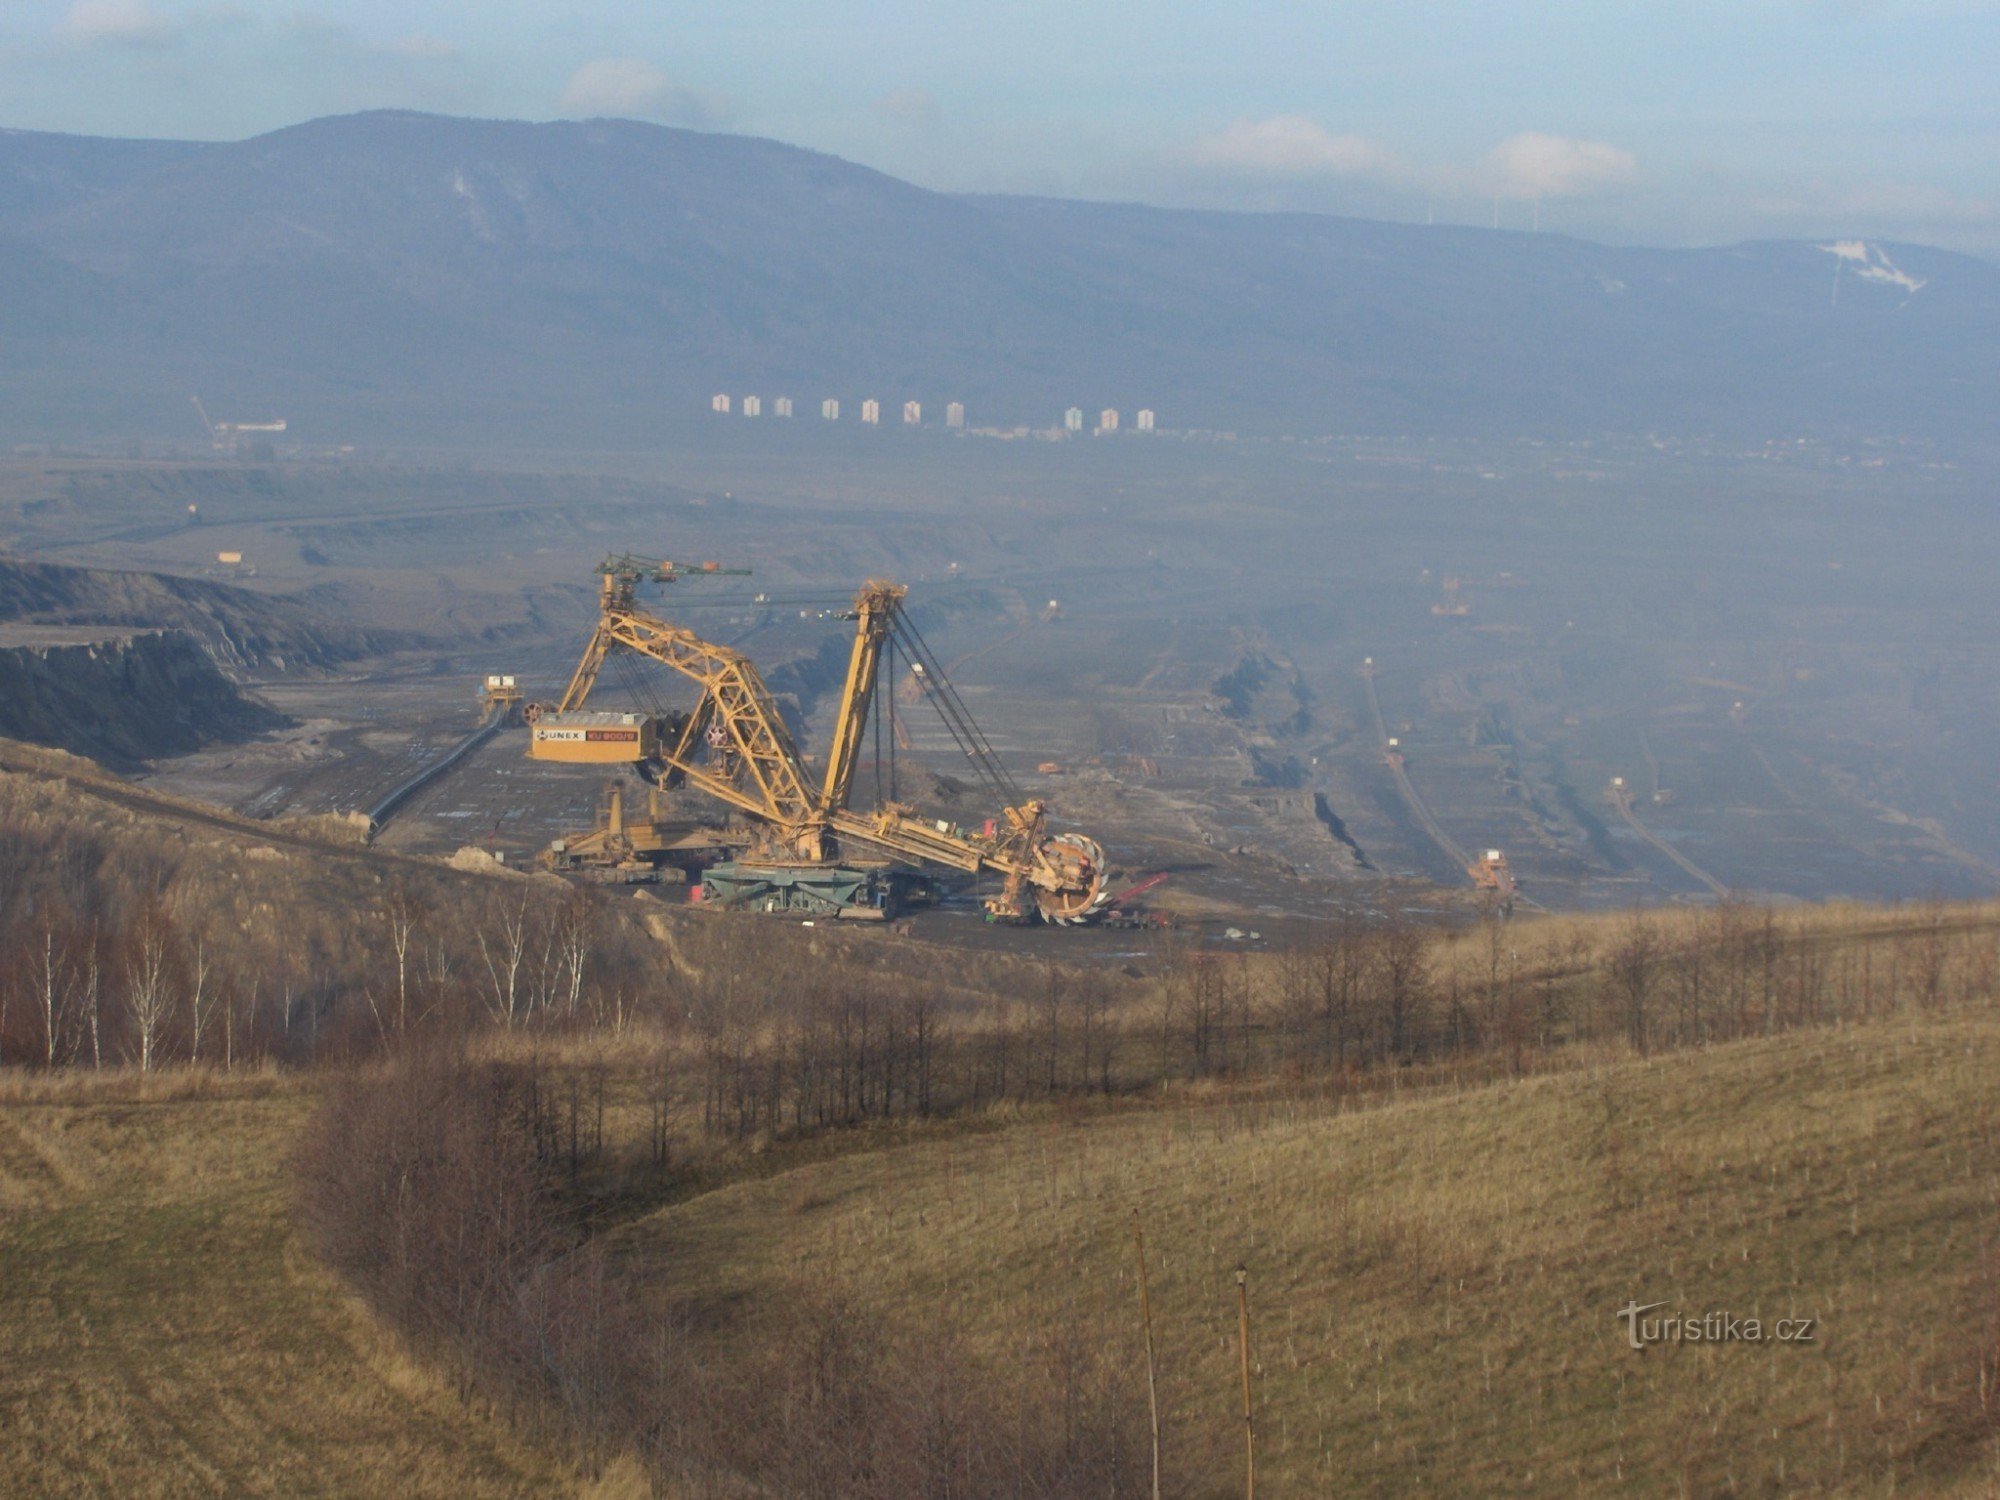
1425,897,2000,979
613,1006,2000,1496
0,1070,583,1498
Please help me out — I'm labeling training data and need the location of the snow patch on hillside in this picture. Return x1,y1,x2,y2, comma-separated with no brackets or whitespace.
1820,240,1927,295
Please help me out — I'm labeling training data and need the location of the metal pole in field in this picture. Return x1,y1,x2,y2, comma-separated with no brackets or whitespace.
1134,1213,1162,1500
1237,1262,1255,1500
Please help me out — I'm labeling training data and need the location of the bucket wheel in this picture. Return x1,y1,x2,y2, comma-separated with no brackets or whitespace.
1033,833,1111,925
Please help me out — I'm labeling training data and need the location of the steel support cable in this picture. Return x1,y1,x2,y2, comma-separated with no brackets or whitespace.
907,623,1015,798
890,616,988,780
609,650,668,719
908,646,1017,803
889,615,1023,807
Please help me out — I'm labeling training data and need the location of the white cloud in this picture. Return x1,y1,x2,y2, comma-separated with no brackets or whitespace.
559,57,728,127
1186,119,1640,205
1480,133,1640,201
1187,116,1405,183
59,0,243,49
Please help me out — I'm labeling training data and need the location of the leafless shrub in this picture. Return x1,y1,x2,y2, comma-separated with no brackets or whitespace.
298,1047,1145,1497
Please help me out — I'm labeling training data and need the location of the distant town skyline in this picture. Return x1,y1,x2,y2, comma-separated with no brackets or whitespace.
709,393,1158,436
4,1,1998,255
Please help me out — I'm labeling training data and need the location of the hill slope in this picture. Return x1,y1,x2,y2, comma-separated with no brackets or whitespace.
0,111,1992,446
0,1072,578,1498
617,1011,2000,1495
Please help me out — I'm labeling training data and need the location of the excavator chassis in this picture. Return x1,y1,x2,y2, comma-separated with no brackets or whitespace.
694,861,942,920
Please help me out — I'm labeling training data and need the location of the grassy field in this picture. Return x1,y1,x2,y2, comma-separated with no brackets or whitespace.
5,895,2000,1496
614,1008,2000,1497
0,1070,603,1499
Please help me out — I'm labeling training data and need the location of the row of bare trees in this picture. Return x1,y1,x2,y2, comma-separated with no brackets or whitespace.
0,851,655,1070
0,903,267,1071
659,903,2000,1146
6,786,1997,1122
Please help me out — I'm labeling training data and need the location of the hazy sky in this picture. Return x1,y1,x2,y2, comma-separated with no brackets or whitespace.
4,0,1998,253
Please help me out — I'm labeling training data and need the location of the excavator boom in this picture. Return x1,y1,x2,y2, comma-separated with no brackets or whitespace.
816,583,904,816
530,557,1110,922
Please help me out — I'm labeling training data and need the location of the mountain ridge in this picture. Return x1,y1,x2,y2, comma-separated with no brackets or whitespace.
0,109,1992,448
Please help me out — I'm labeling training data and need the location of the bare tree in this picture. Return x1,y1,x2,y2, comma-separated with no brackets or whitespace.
421,923,458,1010
384,888,428,1035
1608,915,1659,1056
1275,940,1316,1064
1377,919,1430,1063
1040,960,1065,1095
185,928,216,1063
81,923,104,1070
1075,973,1116,1094
477,894,533,1029
1184,958,1222,1076
1318,923,1371,1068
123,903,178,1072
1911,894,1950,1012
553,889,594,1021
29,913,74,1069
224,976,248,1070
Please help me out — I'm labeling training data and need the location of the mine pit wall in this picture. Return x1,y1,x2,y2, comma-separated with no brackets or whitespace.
0,628,286,769
0,555,392,674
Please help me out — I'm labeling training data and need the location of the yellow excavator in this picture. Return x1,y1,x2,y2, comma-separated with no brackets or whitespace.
524,554,1111,924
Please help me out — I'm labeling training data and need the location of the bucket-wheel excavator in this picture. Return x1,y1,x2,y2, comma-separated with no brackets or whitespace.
524,554,1112,924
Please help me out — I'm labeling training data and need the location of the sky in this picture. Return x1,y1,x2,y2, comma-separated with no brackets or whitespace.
3,0,1998,254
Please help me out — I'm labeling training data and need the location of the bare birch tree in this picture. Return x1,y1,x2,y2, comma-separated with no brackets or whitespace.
185,929,216,1063
123,904,177,1072
383,889,426,1035
553,889,593,1021
478,894,532,1029
35,919,74,1069
82,924,103,1070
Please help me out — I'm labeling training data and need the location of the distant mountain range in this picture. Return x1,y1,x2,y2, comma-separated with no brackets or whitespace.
0,110,1993,448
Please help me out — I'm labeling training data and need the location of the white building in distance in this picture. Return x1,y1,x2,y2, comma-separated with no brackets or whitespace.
1098,408,1119,433
774,396,793,417
822,398,839,420
743,395,762,417
1063,407,1084,433
946,402,965,429
903,400,921,425
1136,408,1156,431
711,393,730,414
861,399,881,425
